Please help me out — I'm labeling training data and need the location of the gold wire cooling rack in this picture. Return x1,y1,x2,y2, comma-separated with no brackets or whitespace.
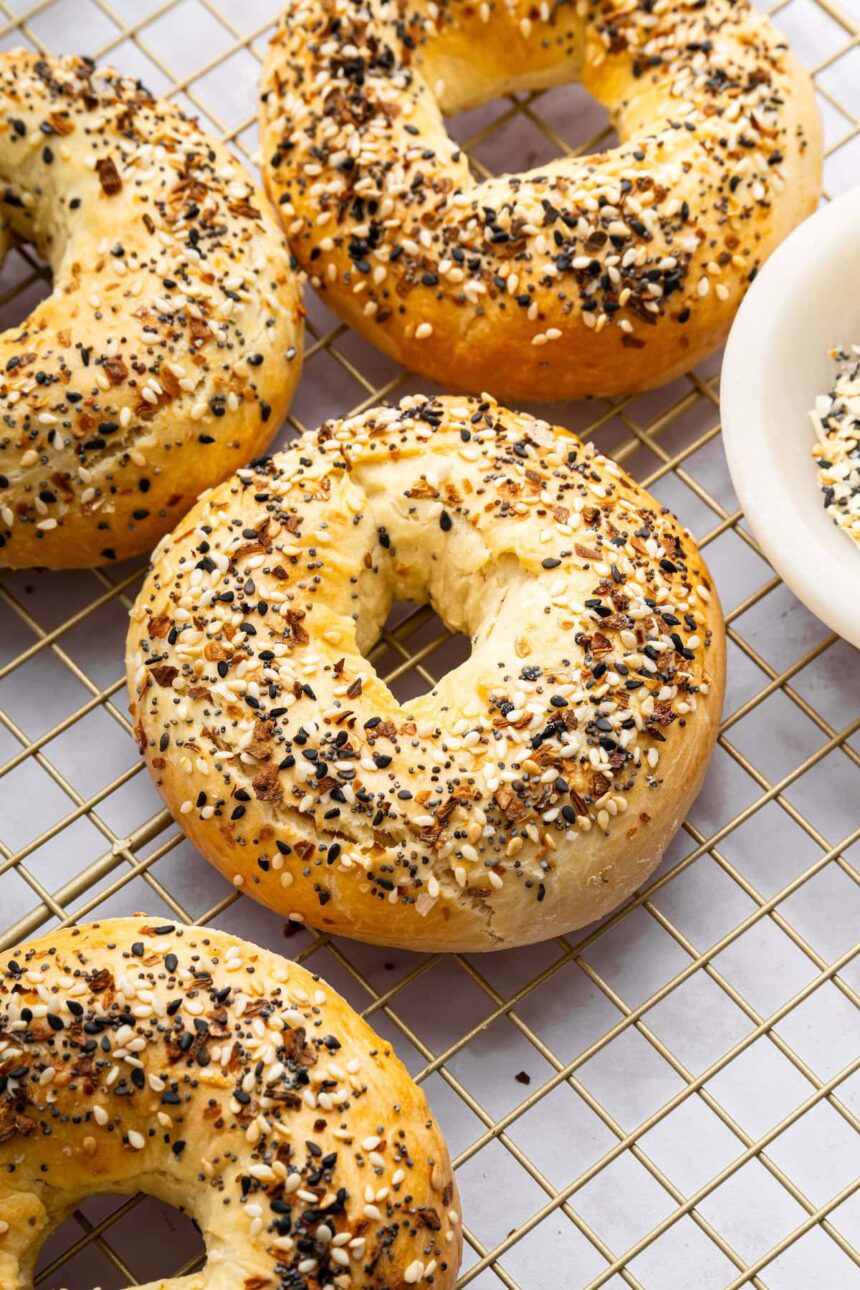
0,0,859,1286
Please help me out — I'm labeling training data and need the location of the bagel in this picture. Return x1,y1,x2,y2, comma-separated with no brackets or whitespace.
0,51,303,570
0,917,461,1290
126,394,725,951
259,0,820,400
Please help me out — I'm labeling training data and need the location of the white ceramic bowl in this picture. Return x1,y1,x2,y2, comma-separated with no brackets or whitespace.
721,186,860,649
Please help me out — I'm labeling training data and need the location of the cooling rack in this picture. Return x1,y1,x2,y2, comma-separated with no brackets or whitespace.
0,0,858,1286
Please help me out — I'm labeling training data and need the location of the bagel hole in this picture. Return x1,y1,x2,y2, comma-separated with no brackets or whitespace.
36,1192,204,1287
373,600,472,703
0,240,54,332
448,83,615,179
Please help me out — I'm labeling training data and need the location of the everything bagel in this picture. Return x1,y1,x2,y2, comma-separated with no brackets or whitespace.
260,0,820,400
0,918,460,1290
0,52,303,570
127,395,725,952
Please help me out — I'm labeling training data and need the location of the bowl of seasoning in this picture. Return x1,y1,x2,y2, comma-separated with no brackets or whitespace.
721,185,860,649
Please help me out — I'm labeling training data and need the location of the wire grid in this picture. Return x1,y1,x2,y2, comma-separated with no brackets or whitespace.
0,0,858,1286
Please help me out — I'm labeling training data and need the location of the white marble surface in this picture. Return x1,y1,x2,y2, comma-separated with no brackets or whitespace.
0,0,858,1287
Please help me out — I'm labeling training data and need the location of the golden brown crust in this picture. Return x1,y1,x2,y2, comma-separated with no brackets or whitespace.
126,395,725,951
0,918,461,1290
0,51,303,570
260,0,820,400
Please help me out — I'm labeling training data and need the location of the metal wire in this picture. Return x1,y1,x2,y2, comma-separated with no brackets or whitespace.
0,0,858,1286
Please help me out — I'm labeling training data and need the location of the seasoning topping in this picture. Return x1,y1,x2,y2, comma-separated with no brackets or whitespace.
0,919,460,1287
127,394,723,949
810,344,860,549
260,0,819,397
0,51,302,568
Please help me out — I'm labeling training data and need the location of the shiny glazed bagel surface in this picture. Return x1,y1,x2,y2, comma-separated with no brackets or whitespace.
260,0,820,399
